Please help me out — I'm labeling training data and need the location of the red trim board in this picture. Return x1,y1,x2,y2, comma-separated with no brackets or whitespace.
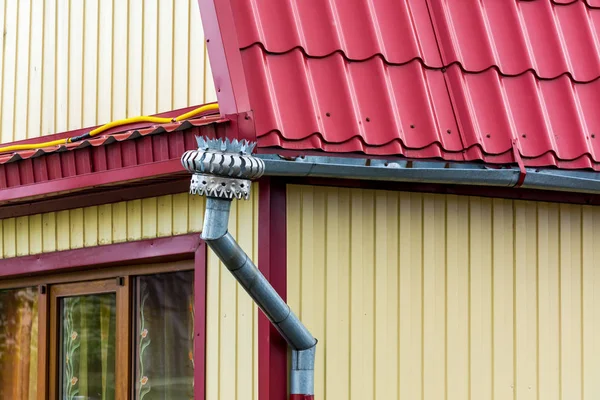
258,178,289,400
194,241,208,400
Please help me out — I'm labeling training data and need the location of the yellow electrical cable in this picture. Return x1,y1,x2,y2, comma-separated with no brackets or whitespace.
173,102,219,122
0,103,219,154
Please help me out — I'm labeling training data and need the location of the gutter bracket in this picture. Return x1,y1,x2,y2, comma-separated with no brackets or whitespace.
511,139,527,187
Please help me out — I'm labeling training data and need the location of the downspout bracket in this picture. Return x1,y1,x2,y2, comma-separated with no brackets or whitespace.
181,136,265,198
190,173,251,200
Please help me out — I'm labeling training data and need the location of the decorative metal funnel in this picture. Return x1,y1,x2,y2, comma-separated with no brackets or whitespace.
181,137,265,200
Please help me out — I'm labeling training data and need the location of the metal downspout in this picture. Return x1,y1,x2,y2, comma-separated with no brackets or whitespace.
182,138,317,399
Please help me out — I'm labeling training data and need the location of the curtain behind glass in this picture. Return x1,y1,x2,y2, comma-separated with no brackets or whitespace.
135,271,194,400
0,287,39,400
60,294,116,400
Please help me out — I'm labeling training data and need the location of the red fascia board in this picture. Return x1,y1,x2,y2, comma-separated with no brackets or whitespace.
0,178,191,220
0,158,186,204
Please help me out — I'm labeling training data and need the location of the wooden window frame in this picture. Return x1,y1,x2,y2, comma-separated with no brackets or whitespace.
48,279,130,400
0,233,207,400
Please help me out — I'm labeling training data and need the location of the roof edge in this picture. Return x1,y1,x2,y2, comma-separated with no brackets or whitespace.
258,154,600,195
4,103,220,148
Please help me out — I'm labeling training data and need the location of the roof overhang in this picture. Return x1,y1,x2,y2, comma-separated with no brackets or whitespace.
0,105,228,211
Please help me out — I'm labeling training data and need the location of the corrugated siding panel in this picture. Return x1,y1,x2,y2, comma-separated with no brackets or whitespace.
287,185,600,400
0,0,216,144
0,187,258,400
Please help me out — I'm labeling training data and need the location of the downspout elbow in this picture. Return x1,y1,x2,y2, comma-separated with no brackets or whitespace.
182,137,317,398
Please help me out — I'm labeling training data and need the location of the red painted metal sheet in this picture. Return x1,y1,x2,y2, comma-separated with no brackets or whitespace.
0,116,225,165
0,117,229,203
233,0,442,66
429,0,600,81
225,0,600,170
258,178,288,400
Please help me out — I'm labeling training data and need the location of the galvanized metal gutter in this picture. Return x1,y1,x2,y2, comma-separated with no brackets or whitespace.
182,139,317,399
258,154,600,194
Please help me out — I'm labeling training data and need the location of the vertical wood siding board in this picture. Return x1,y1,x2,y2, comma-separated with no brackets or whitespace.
184,126,202,150
168,131,186,160
152,134,170,161
136,135,154,165
120,140,138,167
0,165,8,188
74,147,92,175
32,157,49,182
60,151,77,177
18,159,35,185
46,153,63,180
106,143,123,170
5,162,21,186
92,145,108,172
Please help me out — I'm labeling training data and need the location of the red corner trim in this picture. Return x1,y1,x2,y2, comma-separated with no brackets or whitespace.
194,242,208,400
258,177,288,400
197,0,255,141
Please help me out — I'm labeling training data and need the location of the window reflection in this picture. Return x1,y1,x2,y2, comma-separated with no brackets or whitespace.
0,287,39,400
135,271,194,400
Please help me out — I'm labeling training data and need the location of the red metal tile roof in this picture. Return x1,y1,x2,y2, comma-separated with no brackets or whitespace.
230,0,600,170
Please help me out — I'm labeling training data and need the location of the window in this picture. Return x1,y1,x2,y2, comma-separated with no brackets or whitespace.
0,260,198,399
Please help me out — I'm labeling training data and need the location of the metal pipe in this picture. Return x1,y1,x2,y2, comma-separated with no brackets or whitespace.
259,154,600,194
202,198,316,351
202,197,317,396
182,138,317,398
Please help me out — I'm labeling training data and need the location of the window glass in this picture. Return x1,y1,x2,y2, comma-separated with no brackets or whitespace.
135,271,195,399
0,287,39,400
59,294,117,400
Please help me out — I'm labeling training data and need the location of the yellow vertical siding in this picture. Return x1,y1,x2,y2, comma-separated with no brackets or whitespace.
0,0,216,143
0,187,258,400
287,185,600,400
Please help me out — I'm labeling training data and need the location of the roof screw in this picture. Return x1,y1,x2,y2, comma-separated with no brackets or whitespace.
326,112,331,117
410,124,415,129
486,134,491,138
446,129,451,134
592,134,596,139
365,117,370,122
522,134,527,138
